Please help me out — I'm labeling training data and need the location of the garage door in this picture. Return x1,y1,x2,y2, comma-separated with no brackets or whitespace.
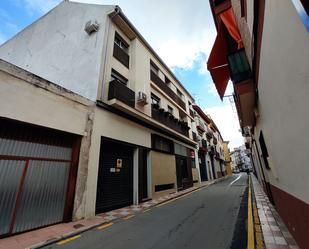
96,139,134,213
0,119,79,237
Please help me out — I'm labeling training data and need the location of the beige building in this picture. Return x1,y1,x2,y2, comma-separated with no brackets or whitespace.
193,105,226,180
208,0,309,247
0,1,219,237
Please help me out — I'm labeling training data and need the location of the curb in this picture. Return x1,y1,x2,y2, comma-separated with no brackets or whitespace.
30,176,230,249
247,176,254,249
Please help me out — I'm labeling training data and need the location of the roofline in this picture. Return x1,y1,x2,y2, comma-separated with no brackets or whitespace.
112,6,195,101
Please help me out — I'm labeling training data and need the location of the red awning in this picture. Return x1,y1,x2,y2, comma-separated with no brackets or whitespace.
220,8,244,49
207,8,244,99
207,23,229,99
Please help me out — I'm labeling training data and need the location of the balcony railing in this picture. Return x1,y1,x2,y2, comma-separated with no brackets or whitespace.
151,104,189,137
227,49,252,83
108,80,135,108
150,71,186,110
113,43,130,68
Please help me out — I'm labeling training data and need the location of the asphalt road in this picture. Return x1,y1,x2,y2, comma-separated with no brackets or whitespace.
43,173,248,249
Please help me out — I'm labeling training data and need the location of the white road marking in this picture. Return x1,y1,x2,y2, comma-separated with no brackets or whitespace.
229,174,242,186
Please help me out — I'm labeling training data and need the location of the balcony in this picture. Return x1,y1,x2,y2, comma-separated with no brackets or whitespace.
108,80,135,108
228,49,252,84
196,119,206,132
229,47,255,127
113,43,129,68
209,146,215,155
213,136,218,145
151,104,189,137
199,139,208,152
206,130,213,140
150,71,186,110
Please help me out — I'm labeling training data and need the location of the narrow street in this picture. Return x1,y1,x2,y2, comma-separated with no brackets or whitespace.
43,174,248,249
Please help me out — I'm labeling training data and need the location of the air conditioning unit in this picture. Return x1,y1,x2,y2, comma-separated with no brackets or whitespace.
84,20,99,35
197,135,202,141
137,91,148,105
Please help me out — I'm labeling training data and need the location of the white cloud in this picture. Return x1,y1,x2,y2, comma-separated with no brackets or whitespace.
73,0,216,69
205,104,244,150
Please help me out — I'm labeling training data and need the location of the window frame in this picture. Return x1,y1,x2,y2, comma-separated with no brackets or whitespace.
111,68,128,86
151,93,161,106
114,32,129,54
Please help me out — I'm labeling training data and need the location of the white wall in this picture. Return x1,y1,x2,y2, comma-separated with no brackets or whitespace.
0,2,115,101
255,0,309,203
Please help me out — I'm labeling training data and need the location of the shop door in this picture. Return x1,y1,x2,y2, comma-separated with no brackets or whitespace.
96,139,134,213
176,155,190,190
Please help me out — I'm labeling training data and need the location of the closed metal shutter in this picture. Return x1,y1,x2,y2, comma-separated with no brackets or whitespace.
96,139,133,213
0,119,77,237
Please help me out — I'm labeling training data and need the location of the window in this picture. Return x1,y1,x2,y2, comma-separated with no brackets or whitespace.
151,93,160,106
114,32,129,53
150,60,159,75
259,131,270,169
152,134,174,154
240,0,247,19
188,101,192,106
111,69,128,85
167,105,173,114
165,76,171,84
113,32,130,68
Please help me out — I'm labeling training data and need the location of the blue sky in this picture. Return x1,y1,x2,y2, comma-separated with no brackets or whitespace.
0,0,243,148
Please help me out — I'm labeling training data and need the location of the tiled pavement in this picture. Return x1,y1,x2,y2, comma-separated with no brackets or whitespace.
0,178,225,249
251,175,299,249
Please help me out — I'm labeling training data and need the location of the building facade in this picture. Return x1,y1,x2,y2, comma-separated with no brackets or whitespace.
223,141,232,176
193,105,226,180
0,1,229,237
208,0,309,247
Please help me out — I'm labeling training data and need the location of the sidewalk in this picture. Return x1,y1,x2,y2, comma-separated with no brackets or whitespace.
251,175,299,249
0,177,227,249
